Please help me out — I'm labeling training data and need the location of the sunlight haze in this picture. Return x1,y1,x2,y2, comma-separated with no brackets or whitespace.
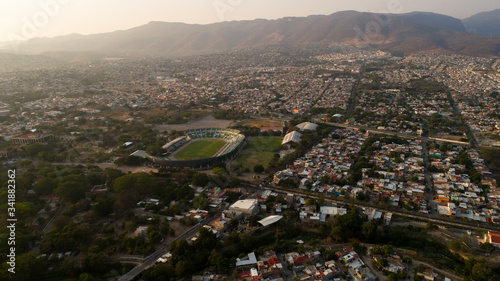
2,0,500,41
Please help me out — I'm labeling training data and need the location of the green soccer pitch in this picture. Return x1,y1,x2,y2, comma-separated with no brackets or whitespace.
174,139,226,160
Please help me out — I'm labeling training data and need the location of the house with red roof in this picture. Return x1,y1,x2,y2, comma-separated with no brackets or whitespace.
294,255,310,266
487,231,500,247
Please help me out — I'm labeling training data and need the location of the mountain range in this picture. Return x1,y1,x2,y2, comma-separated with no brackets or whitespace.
4,10,500,58
463,9,500,37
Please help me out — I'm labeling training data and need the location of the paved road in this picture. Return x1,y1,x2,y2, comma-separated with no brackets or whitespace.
32,205,66,251
268,186,500,233
117,222,203,281
323,122,470,146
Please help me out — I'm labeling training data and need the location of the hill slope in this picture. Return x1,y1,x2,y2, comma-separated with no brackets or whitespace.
463,9,500,37
11,11,500,58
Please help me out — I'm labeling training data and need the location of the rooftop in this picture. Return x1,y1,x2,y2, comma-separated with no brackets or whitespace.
258,215,283,227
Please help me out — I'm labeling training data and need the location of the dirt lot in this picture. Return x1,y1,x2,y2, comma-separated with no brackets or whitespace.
239,119,285,128
153,115,233,132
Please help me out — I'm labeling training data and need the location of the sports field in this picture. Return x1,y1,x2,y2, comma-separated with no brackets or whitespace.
232,136,283,171
174,139,226,160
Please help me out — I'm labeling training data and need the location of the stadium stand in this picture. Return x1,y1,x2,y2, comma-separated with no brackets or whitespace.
162,136,190,153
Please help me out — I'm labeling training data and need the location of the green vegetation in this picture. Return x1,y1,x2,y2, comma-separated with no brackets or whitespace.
232,136,283,171
213,109,247,120
174,139,226,160
481,148,500,174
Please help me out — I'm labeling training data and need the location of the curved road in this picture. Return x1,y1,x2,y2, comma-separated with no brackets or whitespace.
117,222,203,281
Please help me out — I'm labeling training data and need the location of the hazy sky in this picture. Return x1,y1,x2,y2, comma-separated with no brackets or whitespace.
2,0,499,41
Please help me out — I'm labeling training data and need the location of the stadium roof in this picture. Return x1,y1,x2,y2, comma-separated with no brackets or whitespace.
258,215,283,227
296,122,318,131
162,136,187,149
282,131,301,145
130,150,147,158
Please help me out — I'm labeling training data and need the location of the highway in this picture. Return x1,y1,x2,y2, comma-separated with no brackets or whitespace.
117,222,203,281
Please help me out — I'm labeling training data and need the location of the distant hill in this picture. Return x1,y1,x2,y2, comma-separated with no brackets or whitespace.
8,10,500,58
463,9,500,37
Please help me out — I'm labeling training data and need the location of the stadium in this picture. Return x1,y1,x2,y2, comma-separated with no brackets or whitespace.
145,128,245,169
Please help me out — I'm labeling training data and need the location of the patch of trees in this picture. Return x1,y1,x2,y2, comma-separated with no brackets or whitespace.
113,172,158,213
213,109,247,120
224,191,242,204
480,148,500,174
116,153,146,165
120,236,155,255
309,107,347,117
41,221,94,253
330,208,364,242
406,78,447,94
145,228,220,280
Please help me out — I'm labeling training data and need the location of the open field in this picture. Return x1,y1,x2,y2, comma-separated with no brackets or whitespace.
432,133,467,142
240,119,284,128
232,136,283,171
174,139,226,160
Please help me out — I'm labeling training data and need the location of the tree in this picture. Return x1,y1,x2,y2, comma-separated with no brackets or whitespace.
175,261,187,277
33,177,58,195
113,172,156,192
0,251,47,280
142,263,175,281
95,198,114,217
371,245,381,255
78,273,99,281
193,192,210,210
148,230,163,244
471,259,494,281
479,242,495,253
305,198,317,206
193,173,209,187
248,215,261,227
382,244,393,256
387,272,399,281
82,253,111,275
356,192,366,201
25,143,51,157
211,167,225,175
450,240,461,251
331,225,343,242
297,244,305,253
362,221,377,240
377,258,388,268
253,164,265,173
55,181,86,203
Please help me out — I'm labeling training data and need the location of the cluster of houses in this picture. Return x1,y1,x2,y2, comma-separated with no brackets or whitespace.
235,249,345,281
430,147,499,222
313,77,353,110
273,127,500,223
359,139,428,212
275,129,364,192
454,91,500,146
354,88,459,138
274,129,428,212
338,247,376,281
